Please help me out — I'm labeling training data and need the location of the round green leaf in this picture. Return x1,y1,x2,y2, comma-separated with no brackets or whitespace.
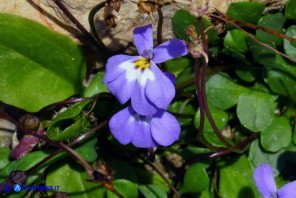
261,116,292,152
224,29,248,54
248,139,285,177
195,105,229,147
226,2,265,24
0,148,10,169
283,25,296,59
0,151,49,182
0,13,86,112
219,155,259,197
107,179,138,198
180,162,210,193
172,9,218,42
206,73,248,110
83,72,108,97
237,92,275,132
138,184,167,198
46,160,105,198
285,0,296,20
256,13,286,46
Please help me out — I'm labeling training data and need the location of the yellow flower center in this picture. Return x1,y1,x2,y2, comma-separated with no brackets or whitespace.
134,58,151,70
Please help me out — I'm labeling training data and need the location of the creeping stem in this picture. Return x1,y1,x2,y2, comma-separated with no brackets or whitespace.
88,2,112,55
157,7,164,45
195,17,244,153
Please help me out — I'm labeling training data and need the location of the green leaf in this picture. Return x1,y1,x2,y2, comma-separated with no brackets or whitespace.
168,100,195,126
0,13,86,112
83,72,108,97
172,10,218,42
0,151,49,182
219,155,259,198
164,57,193,77
0,148,10,169
285,0,296,20
226,2,265,24
107,179,138,198
46,160,106,198
261,116,292,152
138,184,167,198
135,168,169,192
75,138,98,163
265,55,296,101
256,13,286,46
248,139,285,176
235,64,260,82
180,146,211,161
224,29,248,54
237,92,275,132
195,105,229,147
283,25,296,59
180,162,210,193
46,100,92,141
206,73,248,110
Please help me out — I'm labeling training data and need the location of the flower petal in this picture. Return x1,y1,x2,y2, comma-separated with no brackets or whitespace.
106,73,135,104
164,72,176,85
277,181,296,198
109,106,136,145
133,24,153,57
152,39,188,64
151,110,180,146
253,164,277,197
131,115,158,148
146,65,175,110
131,83,157,116
103,55,138,83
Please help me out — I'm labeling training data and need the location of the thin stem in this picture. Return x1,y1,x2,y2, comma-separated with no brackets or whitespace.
26,120,108,175
51,0,102,53
138,155,181,198
196,17,242,152
88,2,112,55
210,13,296,62
37,97,92,116
230,17,296,44
59,142,94,176
157,7,164,45
194,58,205,136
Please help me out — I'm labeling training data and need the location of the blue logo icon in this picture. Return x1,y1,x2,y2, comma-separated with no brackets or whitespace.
13,184,21,193
4,184,12,193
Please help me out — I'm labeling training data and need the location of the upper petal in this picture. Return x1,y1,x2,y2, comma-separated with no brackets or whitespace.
109,106,136,145
131,82,158,116
152,39,188,64
151,110,180,146
133,24,153,57
146,65,175,110
130,115,158,148
103,55,138,83
253,164,277,197
106,73,135,104
277,181,296,198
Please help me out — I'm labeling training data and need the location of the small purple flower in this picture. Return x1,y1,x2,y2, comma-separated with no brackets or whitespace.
253,163,296,198
103,24,188,116
109,105,180,148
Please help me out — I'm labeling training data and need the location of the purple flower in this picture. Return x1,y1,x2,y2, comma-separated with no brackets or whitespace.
109,105,180,148
103,24,188,116
253,163,296,198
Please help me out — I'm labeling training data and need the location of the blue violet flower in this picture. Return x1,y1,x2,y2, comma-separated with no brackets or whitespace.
103,24,188,116
109,105,180,148
253,163,296,198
